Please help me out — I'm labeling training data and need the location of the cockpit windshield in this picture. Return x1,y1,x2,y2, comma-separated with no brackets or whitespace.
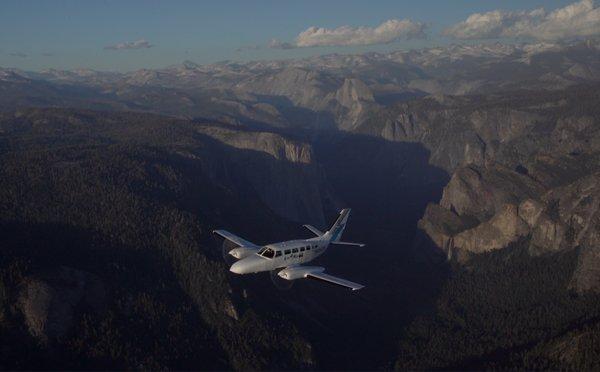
258,247,275,259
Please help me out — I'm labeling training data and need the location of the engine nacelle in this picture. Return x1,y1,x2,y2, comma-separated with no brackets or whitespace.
278,266,325,281
229,247,258,260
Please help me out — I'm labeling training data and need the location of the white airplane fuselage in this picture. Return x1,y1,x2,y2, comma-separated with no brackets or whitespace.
216,208,365,290
229,236,329,274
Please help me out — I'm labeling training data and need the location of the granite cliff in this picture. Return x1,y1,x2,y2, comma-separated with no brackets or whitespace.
359,85,600,293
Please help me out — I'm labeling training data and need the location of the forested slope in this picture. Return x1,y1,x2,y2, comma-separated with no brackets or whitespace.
0,108,317,369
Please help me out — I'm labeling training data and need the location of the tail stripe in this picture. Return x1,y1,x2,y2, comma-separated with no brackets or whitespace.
328,209,351,242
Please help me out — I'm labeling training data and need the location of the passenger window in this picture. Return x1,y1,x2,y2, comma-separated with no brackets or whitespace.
306,246,311,250
275,251,282,257
300,247,305,252
292,248,298,253
284,249,291,255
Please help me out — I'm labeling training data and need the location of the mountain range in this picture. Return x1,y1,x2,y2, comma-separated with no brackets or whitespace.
1,39,600,369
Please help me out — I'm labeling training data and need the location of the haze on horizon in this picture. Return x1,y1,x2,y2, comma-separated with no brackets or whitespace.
1,0,597,72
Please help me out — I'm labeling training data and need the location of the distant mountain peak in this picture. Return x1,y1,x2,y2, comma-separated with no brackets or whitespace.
181,60,200,69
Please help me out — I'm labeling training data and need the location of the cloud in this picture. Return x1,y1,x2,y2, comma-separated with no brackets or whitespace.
267,39,296,49
104,39,153,50
268,19,427,49
8,52,28,58
445,0,600,41
42,52,54,57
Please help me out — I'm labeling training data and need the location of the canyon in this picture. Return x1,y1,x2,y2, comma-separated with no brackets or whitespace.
1,39,600,369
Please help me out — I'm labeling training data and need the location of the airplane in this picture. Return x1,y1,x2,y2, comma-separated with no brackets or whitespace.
213,208,365,291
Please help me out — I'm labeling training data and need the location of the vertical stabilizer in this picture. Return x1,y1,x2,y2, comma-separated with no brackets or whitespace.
327,208,351,242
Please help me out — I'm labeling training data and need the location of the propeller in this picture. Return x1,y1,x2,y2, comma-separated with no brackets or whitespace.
270,268,294,290
221,240,238,266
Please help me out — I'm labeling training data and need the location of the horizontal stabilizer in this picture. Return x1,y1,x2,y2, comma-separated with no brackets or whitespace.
303,224,324,237
330,241,365,247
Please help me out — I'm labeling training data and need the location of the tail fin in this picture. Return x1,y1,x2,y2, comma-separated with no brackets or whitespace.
326,209,351,242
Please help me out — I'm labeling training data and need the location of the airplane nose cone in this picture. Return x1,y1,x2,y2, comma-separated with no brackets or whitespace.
229,255,265,274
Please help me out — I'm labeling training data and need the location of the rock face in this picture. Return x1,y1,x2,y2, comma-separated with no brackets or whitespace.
560,174,600,293
421,167,600,290
335,79,374,109
235,69,379,129
235,67,337,110
18,266,106,343
439,165,543,221
406,85,600,292
334,78,377,129
358,84,600,175
419,164,540,261
450,204,530,261
196,126,337,226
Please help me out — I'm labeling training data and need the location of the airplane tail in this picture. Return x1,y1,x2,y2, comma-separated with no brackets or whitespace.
326,208,351,242
325,209,365,247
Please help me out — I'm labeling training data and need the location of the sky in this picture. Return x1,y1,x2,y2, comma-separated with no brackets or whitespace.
0,0,595,72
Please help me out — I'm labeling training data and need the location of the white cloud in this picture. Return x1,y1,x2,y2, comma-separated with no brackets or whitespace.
269,19,426,49
267,39,296,49
8,52,27,58
445,0,600,41
104,39,153,50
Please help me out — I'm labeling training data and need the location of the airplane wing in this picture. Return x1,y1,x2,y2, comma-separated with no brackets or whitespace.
213,229,260,248
306,272,365,291
330,241,365,247
278,266,364,291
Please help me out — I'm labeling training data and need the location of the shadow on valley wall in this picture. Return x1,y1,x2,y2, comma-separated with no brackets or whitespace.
303,131,450,369
214,129,453,370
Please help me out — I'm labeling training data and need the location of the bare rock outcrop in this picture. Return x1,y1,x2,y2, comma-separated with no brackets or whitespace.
195,126,337,226
333,78,379,130
417,203,471,254
418,163,542,259
18,266,106,343
561,174,600,293
335,78,374,110
234,67,337,110
419,164,600,293
396,85,600,292
439,164,543,222
451,204,529,261
198,126,313,164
